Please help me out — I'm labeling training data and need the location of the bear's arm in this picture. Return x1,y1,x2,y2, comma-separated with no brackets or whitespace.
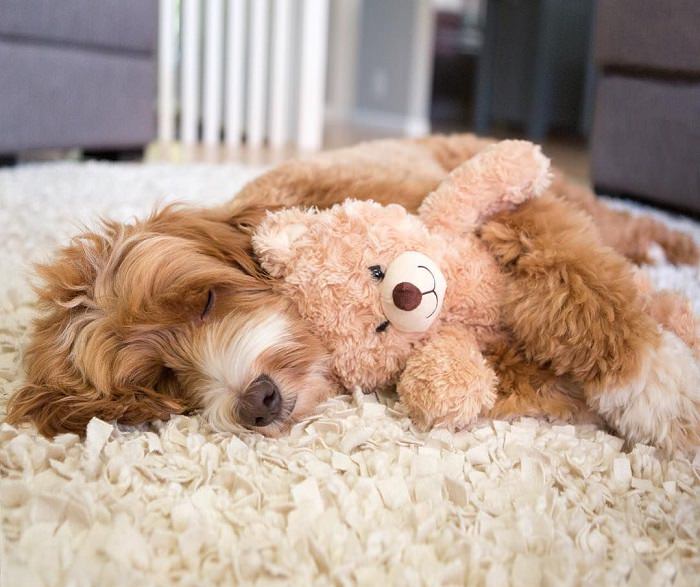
396,325,497,430
418,140,550,236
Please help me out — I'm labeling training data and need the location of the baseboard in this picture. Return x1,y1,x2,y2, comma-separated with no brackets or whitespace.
350,109,431,137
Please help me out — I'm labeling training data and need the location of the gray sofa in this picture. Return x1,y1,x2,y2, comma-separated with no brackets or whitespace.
0,0,158,156
590,0,700,213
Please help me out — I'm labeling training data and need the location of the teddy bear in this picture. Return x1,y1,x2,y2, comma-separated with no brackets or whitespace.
252,140,700,452
251,140,552,428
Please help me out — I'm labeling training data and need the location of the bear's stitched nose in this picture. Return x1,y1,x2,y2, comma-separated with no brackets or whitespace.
392,282,422,311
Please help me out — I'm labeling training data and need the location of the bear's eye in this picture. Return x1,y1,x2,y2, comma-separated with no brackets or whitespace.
368,265,385,281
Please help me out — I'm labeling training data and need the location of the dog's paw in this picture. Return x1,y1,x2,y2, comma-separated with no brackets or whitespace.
655,229,699,267
591,331,700,455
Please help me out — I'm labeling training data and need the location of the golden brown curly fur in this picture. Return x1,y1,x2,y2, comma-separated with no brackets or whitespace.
482,195,700,452
482,194,660,390
484,341,603,426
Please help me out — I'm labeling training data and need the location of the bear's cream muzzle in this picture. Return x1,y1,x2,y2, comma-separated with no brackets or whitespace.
379,251,446,333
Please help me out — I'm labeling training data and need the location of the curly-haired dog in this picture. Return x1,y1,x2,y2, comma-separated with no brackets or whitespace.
7,134,699,446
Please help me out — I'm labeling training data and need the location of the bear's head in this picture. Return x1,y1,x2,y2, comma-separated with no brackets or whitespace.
252,199,451,391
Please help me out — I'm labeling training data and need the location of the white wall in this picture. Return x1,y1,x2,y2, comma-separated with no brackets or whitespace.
326,0,435,136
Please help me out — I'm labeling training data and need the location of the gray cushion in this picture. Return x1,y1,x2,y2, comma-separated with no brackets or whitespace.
590,75,700,212
0,0,157,54
0,41,156,153
595,0,700,75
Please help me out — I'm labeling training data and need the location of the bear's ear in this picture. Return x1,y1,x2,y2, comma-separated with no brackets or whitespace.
252,207,315,278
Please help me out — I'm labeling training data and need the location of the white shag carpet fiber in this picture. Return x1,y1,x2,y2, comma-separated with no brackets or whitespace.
1,162,700,587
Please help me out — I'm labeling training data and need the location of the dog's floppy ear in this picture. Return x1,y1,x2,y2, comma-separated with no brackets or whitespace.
7,381,188,437
6,308,191,436
252,207,316,278
6,229,193,436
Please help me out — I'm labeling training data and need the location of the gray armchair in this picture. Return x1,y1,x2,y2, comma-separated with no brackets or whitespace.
0,0,158,156
590,0,700,213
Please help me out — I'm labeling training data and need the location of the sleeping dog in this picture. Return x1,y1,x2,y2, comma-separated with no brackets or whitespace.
8,134,699,450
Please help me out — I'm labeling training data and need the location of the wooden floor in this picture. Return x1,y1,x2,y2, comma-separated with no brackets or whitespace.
541,137,590,185
148,122,591,185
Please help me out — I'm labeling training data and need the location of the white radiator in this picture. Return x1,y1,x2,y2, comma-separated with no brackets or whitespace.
158,0,330,151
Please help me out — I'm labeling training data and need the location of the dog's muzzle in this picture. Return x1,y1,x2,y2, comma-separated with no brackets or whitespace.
379,251,446,333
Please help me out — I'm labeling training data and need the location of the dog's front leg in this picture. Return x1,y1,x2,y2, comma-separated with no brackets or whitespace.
482,194,700,454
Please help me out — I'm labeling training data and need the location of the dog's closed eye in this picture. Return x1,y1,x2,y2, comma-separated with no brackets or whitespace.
201,289,216,319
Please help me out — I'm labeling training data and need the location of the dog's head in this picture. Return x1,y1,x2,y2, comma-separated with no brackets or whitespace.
8,205,333,436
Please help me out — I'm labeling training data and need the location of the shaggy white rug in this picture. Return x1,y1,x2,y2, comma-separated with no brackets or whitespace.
1,162,699,587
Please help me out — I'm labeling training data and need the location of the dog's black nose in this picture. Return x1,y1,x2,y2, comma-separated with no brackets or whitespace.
239,375,282,427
